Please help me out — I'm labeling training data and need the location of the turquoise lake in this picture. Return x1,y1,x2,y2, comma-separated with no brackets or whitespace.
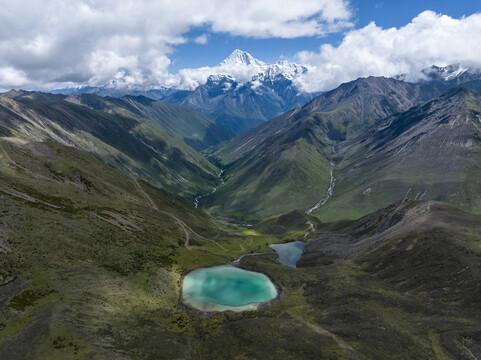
182,265,277,312
269,241,306,267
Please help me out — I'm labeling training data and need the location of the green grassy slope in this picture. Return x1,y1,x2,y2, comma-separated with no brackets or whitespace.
0,90,219,198
202,77,441,222
203,121,333,222
68,94,233,151
0,139,293,359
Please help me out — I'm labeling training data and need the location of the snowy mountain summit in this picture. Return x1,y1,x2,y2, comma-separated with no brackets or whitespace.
216,49,308,83
164,50,314,135
220,49,265,67
55,49,310,98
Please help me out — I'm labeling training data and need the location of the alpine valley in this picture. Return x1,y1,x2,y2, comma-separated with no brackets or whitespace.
1,50,481,360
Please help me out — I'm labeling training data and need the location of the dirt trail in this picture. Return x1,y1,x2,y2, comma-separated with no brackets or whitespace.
169,218,227,251
133,179,228,251
172,217,191,250
304,221,315,239
0,144,15,165
133,179,158,211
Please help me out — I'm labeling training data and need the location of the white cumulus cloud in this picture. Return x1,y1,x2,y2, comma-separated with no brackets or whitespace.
194,34,209,45
295,11,481,92
0,0,352,90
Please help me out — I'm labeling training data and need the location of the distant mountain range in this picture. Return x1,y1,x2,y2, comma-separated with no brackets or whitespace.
55,50,315,134
53,85,176,101
54,54,481,139
422,63,481,85
164,72,313,134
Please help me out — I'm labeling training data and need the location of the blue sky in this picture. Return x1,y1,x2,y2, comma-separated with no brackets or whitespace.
170,0,481,71
0,0,480,91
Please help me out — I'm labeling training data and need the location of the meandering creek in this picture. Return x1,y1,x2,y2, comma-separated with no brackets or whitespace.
194,169,224,208
182,241,307,312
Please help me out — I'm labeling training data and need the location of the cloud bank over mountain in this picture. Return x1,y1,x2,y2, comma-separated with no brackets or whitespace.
296,11,481,92
0,0,351,90
0,1,480,93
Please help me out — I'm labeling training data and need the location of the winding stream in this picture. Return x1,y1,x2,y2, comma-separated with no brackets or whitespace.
194,169,224,209
306,162,335,214
232,251,275,265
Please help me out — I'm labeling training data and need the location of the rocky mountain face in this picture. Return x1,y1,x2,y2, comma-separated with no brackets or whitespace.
422,64,481,87
164,50,313,134
317,87,481,221
165,73,313,135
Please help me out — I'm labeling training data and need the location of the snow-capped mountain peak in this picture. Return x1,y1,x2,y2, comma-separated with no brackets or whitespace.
217,50,309,84
56,49,311,95
219,49,265,67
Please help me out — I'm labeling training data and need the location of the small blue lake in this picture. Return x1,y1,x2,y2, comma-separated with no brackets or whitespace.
269,241,306,267
182,265,277,312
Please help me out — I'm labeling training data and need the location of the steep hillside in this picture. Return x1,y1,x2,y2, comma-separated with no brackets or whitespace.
315,87,481,221
67,93,233,151
293,200,481,359
203,77,442,221
0,90,219,198
203,116,334,222
213,76,441,164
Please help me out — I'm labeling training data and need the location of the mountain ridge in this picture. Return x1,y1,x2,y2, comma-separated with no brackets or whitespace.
0,90,220,198
64,93,233,151
203,77,481,222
